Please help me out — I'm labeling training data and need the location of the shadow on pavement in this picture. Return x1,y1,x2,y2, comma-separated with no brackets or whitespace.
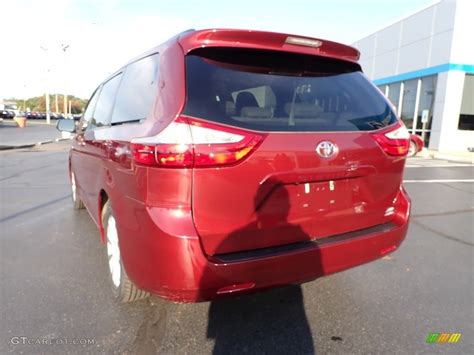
207,285,314,354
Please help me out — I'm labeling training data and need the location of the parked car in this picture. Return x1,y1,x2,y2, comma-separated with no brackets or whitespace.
30,112,40,119
408,134,424,157
0,110,12,118
57,29,411,303
0,110,15,118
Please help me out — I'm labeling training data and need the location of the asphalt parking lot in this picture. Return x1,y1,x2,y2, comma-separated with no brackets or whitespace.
0,141,472,354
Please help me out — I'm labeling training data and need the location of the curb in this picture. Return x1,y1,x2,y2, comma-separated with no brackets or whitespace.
417,149,474,164
432,153,474,164
0,118,58,126
0,137,71,151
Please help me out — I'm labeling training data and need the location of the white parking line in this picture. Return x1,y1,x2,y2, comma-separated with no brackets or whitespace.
403,179,474,183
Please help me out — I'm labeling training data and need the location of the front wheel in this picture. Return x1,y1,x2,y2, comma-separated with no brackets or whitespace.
407,140,418,157
102,201,149,303
71,172,85,209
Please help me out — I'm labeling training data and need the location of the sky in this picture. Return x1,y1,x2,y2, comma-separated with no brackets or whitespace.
0,0,438,100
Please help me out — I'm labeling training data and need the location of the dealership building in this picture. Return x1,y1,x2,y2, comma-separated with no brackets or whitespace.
352,0,473,152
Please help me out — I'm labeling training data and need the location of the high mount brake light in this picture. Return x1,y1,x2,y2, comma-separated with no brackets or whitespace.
285,36,322,48
131,116,265,168
372,123,410,156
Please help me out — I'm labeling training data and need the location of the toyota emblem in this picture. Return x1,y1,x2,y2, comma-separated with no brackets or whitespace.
316,141,338,158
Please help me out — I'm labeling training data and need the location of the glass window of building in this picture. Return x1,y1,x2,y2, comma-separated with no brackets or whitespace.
377,85,386,96
387,82,400,110
415,75,437,145
400,79,417,130
458,74,474,131
416,76,436,130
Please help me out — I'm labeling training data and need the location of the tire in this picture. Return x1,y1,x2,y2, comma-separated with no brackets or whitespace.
102,201,149,303
71,172,85,209
407,140,417,157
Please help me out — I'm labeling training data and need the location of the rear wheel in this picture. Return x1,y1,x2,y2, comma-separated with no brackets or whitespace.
407,140,417,157
71,172,85,209
102,201,149,303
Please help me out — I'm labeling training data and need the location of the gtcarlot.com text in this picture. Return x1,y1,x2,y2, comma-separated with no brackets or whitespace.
10,336,95,346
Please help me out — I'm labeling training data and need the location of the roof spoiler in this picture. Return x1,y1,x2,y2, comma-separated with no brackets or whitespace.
178,29,360,63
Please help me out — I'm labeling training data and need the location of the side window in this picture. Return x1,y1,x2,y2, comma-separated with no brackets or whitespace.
80,87,101,130
89,73,122,129
111,53,159,125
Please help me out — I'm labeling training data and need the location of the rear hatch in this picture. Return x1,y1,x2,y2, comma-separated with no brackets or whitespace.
184,47,407,256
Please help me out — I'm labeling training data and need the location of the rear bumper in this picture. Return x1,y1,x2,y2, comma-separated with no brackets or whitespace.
118,186,410,302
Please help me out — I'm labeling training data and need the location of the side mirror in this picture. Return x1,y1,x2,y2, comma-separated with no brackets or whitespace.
56,118,76,133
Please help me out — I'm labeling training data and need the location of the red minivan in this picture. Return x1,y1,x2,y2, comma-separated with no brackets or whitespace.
58,29,411,302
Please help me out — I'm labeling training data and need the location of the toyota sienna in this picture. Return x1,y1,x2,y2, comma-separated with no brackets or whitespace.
57,29,411,302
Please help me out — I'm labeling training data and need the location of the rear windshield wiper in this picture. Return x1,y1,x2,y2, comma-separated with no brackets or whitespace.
111,119,142,126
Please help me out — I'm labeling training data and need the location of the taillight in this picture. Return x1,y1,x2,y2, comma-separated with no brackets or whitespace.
131,119,194,167
372,122,410,156
130,116,265,168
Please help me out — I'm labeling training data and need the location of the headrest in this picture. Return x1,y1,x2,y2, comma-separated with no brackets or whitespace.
284,103,323,118
240,107,273,118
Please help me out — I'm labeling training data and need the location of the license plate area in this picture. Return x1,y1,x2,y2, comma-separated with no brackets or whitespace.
292,180,352,215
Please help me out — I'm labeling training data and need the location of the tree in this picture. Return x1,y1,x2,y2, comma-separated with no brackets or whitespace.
9,95,88,113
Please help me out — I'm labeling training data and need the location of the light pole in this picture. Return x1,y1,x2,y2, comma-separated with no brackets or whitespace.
61,44,70,116
40,46,51,124
22,84,27,111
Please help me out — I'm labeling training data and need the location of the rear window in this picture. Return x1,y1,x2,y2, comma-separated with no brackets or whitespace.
183,48,396,132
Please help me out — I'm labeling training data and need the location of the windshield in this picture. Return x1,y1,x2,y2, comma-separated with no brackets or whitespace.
183,48,396,132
